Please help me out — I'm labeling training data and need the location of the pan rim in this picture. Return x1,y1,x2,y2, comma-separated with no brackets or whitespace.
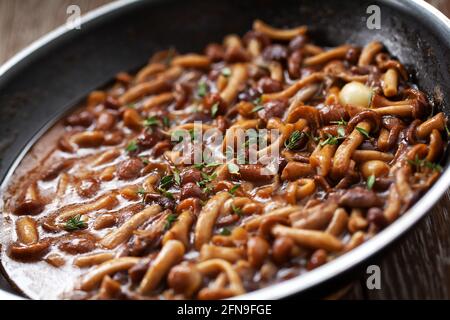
0,0,449,300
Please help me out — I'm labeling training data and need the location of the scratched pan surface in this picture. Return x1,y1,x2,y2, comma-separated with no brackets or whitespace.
0,0,449,299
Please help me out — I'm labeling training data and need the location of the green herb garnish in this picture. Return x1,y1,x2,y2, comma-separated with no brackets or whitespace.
231,204,242,217
284,130,304,150
164,47,176,65
251,105,264,113
197,172,217,193
367,175,375,190
330,118,348,126
144,116,160,127
197,82,208,98
158,188,174,200
320,133,341,147
164,214,178,230
337,126,346,138
126,140,138,153
356,126,371,139
189,128,199,141
253,97,262,105
219,227,231,236
159,175,174,190
211,102,219,118
137,188,147,196
304,131,320,143
407,155,442,172
64,215,87,231
173,169,181,185
193,162,221,170
162,116,170,128
139,156,150,165
228,184,241,196
221,67,231,77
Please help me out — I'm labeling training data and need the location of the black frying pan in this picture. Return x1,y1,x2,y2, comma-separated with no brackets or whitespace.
0,0,449,299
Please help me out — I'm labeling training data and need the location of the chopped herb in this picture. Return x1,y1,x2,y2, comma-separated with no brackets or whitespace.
368,90,374,107
284,130,303,150
193,162,221,170
304,131,320,143
126,140,138,153
219,227,231,236
228,184,241,196
202,185,213,194
173,169,181,185
221,67,231,77
139,156,150,165
407,155,442,172
158,188,174,200
205,162,221,168
446,124,450,136
126,103,136,109
197,82,208,98
211,102,219,118
159,175,174,190
172,130,186,143
231,204,242,217
424,161,443,171
367,175,375,190
193,163,204,169
162,116,170,128
252,97,262,105
144,116,160,127
201,172,217,181
164,47,176,65
227,163,240,175
330,118,348,126
320,133,341,147
337,126,346,138
157,175,175,199
164,214,178,230
251,104,264,113
197,172,217,193
64,215,87,231
137,188,147,196
189,128,199,141
356,126,371,139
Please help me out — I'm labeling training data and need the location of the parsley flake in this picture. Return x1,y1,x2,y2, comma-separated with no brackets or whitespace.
221,67,231,77
285,131,303,150
219,227,231,236
211,102,219,118
367,175,375,190
228,184,241,196
144,116,160,127
197,82,208,98
231,204,242,217
356,127,371,139
64,215,87,231
251,104,264,113
164,214,178,230
126,140,138,153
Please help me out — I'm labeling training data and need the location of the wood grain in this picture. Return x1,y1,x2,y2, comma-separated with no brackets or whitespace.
0,0,111,64
0,0,449,299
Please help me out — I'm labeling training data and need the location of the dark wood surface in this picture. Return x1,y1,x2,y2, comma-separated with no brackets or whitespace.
0,0,449,299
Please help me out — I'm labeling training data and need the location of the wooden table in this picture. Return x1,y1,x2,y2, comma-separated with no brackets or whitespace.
1,0,449,299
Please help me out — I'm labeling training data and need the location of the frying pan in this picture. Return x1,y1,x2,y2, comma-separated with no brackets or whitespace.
0,0,449,300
